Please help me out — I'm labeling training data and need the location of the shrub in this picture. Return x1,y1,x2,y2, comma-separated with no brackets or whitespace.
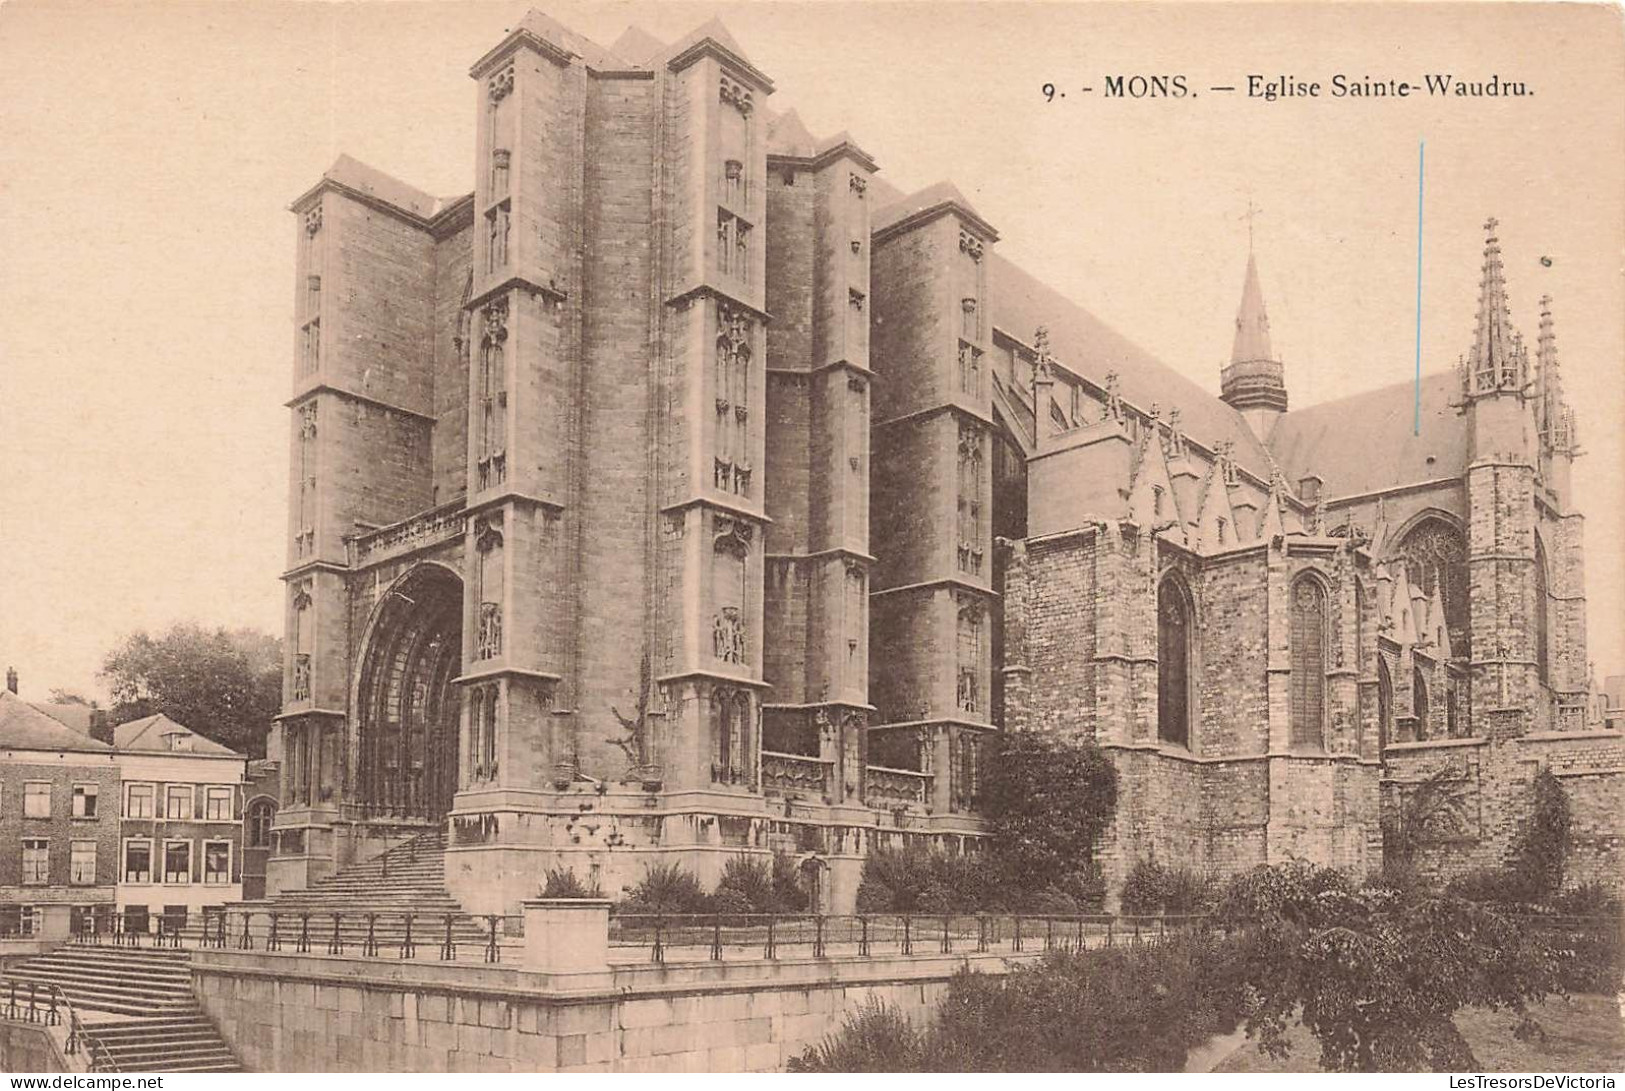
980,731,1118,893
1512,768,1570,899
711,853,809,914
540,868,601,899
1551,880,1621,917
788,997,924,1072
618,861,711,915
1218,861,1563,1071
771,854,810,913
1121,860,1214,916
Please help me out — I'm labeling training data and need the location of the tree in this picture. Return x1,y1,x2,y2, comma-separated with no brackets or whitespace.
1217,861,1562,1071
979,730,1118,892
47,688,96,707
101,623,281,758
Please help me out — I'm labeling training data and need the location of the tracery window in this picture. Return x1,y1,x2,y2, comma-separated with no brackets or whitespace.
468,684,498,783
1157,575,1193,747
1413,665,1430,740
710,688,752,785
1290,576,1328,749
1397,519,1469,657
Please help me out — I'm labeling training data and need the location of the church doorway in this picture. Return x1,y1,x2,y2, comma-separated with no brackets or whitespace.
356,564,463,820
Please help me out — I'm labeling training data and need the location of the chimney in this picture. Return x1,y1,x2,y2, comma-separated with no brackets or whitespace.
89,709,112,746
5,667,16,694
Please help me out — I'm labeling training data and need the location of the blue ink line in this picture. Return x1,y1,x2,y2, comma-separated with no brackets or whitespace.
1415,140,1425,436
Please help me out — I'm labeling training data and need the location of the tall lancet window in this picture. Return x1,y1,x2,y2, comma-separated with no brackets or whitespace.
844,564,866,690
1534,536,1550,684
296,403,318,557
1413,666,1430,740
1290,576,1328,749
478,300,508,490
956,421,983,575
712,522,749,665
1378,656,1393,751
474,517,504,661
1157,575,1193,747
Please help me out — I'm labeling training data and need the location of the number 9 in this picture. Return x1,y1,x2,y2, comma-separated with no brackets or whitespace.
1042,83,1056,102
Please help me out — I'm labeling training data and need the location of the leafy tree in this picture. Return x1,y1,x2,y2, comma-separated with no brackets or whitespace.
1217,861,1562,1071
100,623,281,758
979,731,1118,892
47,688,97,708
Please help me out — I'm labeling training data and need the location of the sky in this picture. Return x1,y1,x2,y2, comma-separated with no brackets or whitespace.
1,0,1621,702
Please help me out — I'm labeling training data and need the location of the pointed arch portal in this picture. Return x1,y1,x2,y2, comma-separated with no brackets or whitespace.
356,565,463,820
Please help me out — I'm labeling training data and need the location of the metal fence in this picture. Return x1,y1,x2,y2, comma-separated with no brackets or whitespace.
607,912,1212,964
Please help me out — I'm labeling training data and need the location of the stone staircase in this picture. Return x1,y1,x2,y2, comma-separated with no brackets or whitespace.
0,947,241,1072
239,829,491,950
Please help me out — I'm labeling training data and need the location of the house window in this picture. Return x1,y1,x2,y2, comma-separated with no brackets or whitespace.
72,784,98,819
246,800,276,848
124,840,152,883
70,841,97,885
205,787,233,822
1290,577,1328,749
1157,575,1193,748
165,785,192,820
163,841,191,885
23,782,50,819
22,840,48,885
125,783,154,819
203,842,231,886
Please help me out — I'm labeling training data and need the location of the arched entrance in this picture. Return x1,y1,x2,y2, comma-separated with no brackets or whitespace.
356,565,463,820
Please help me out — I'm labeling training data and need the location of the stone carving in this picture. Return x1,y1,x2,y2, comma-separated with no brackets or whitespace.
958,230,984,261
719,74,753,114
487,64,514,103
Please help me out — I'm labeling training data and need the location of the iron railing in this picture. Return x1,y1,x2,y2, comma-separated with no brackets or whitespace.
0,981,116,1072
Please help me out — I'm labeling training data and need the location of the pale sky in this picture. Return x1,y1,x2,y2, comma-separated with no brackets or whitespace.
1,1,1621,702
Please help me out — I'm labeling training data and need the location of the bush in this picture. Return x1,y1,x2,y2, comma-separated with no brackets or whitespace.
981,732,1118,893
618,861,711,915
790,931,1246,1071
540,868,601,898
788,997,924,1072
855,846,1085,915
712,853,809,914
1121,860,1214,916
1512,768,1571,899
1551,880,1622,917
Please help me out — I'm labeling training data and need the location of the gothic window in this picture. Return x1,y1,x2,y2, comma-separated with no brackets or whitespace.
714,305,753,496
956,422,984,575
1378,656,1393,751
246,800,276,848
291,581,313,702
1534,535,1550,684
956,602,982,715
954,732,982,810
1157,575,1193,748
1413,665,1430,740
468,684,498,783
1397,518,1469,657
1290,576,1328,749
712,527,749,665
486,205,511,273
296,403,317,557
478,300,508,490
474,517,504,660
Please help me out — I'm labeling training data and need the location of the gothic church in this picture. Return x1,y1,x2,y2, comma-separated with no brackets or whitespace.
271,10,1620,912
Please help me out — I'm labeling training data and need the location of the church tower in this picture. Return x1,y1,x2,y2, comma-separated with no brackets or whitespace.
1220,252,1288,438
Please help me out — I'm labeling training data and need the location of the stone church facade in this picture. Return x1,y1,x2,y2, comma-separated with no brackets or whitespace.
271,10,1621,913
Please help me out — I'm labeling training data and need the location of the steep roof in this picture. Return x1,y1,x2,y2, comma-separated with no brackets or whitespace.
30,701,94,734
515,9,627,70
873,180,996,240
765,108,819,159
607,25,667,68
113,714,243,758
318,154,442,218
0,691,112,753
1267,371,1467,500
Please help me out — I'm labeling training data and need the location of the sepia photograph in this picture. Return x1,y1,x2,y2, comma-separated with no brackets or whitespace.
0,0,1621,1077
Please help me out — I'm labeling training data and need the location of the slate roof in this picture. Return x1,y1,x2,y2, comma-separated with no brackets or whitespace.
1268,371,1468,501
30,702,94,734
113,714,243,758
0,691,112,753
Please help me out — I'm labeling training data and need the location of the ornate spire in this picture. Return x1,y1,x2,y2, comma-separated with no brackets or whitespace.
1536,294,1567,449
1466,215,1525,395
1220,250,1287,422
